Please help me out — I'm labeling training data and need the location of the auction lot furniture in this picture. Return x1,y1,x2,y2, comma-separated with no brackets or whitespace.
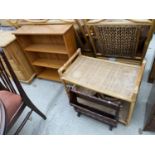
14,25,77,82
0,48,46,135
59,49,146,125
0,31,35,83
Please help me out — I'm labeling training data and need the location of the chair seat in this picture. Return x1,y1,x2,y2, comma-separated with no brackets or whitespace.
0,90,22,123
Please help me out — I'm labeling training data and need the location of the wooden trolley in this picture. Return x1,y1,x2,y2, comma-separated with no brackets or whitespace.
59,49,146,125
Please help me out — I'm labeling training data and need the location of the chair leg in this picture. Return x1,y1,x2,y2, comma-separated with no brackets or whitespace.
28,103,46,120
14,102,46,134
25,100,46,120
14,110,33,135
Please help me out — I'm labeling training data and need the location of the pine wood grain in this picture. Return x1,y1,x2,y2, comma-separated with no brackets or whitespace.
38,69,60,81
32,58,66,69
14,25,77,81
14,25,72,35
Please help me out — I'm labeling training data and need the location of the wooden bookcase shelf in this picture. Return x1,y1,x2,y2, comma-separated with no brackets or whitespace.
24,44,67,54
32,58,66,69
14,25,77,81
38,68,60,81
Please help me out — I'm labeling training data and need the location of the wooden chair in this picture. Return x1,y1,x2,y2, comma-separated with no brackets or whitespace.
83,19,155,61
0,48,46,134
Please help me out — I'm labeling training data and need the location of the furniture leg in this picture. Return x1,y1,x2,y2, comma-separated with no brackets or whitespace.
62,79,70,98
14,110,32,135
29,105,46,120
26,100,46,120
109,125,113,131
77,112,81,117
126,102,136,125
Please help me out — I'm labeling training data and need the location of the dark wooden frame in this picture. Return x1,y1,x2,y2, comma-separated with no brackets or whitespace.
0,48,46,135
69,86,122,130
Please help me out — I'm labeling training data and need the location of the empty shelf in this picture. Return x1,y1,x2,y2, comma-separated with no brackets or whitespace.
24,44,67,54
37,69,60,82
32,58,66,69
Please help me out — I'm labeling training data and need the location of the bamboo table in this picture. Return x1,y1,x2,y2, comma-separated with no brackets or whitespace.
58,49,146,125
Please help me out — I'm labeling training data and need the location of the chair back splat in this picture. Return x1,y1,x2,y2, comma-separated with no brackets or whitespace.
0,58,16,94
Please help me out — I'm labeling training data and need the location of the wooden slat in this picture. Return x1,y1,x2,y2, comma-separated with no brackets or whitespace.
142,20,155,59
71,86,120,109
87,19,152,25
58,48,81,75
72,104,117,127
24,44,67,54
135,60,146,89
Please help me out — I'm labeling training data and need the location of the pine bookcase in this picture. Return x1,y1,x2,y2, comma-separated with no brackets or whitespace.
14,25,77,81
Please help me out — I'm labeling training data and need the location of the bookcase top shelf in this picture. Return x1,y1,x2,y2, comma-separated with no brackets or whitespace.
13,25,72,35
